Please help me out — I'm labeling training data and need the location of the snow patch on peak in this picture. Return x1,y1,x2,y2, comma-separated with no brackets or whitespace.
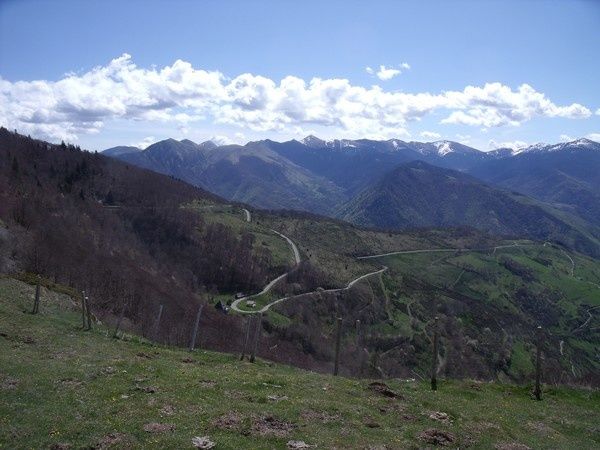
432,141,454,156
571,138,596,147
519,138,599,154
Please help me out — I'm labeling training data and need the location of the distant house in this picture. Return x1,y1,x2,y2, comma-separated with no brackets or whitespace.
235,292,245,299
214,300,229,314
245,300,256,308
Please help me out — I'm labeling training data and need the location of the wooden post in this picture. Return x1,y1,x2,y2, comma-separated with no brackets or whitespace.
534,326,543,401
188,304,204,352
250,314,262,363
153,304,164,341
355,319,363,375
32,279,41,314
431,316,439,391
85,296,92,330
113,303,126,338
240,316,252,360
81,290,87,329
333,317,343,376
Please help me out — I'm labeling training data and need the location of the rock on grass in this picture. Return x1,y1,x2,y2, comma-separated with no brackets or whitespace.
417,428,456,446
192,436,216,449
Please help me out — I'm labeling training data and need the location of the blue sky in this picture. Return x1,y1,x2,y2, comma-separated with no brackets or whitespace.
1,0,599,151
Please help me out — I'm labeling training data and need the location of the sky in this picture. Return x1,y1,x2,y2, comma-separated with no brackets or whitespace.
1,0,599,151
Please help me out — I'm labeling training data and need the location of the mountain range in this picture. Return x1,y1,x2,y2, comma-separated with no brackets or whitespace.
105,136,600,256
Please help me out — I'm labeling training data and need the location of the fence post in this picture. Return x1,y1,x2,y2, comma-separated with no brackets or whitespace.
85,296,92,330
81,290,87,329
240,316,252,361
188,304,204,352
153,304,164,341
32,278,41,314
534,326,543,401
431,316,439,391
250,314,262,363
333,317,343,376
113,303,127,338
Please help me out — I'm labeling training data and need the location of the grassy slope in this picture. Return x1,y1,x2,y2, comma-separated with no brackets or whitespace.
377,244,600,377
1,278,599,450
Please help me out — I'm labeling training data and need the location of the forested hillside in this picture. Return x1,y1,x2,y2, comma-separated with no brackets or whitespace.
0,129,286,353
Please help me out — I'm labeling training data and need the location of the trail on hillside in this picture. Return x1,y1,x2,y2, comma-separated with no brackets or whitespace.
356,242,531,260
572,305,600,334
561,249,575,277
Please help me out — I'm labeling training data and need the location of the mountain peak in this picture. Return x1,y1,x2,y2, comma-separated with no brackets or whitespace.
302,135,327,148
570,137,598,147
517,138,599,155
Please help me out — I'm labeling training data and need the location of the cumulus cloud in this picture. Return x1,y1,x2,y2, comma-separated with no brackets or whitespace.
559,134,573,142
441,83,591,127
365,63,409,80
420,130,441,140
0,54,593,141
596,108,600,115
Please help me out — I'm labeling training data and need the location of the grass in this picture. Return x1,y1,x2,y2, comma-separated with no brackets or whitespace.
1,278,599,449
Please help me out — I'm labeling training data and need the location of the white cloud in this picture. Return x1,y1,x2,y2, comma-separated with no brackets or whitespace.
488,139,529,150
559,134,573,142
587,133,600,142
596,108,600,115
132,136,156,149
366,64,408,80
441,83,591,127
455,133,471,144
209,135,234,145
420,131,441,140
0,54,593,142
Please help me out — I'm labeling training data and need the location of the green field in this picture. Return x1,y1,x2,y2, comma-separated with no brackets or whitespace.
1,278,599,449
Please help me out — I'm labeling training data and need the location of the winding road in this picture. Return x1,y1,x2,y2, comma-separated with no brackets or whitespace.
232,265,388,314
242,208,251,223
231,238,538,315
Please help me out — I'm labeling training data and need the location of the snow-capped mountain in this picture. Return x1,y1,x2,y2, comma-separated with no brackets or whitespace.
409,140,482,157
519,138,599,154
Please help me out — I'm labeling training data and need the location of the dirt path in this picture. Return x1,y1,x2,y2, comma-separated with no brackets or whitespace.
356,242,529,260
271,230,300,265
561,250,575,277
572,305,600,334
